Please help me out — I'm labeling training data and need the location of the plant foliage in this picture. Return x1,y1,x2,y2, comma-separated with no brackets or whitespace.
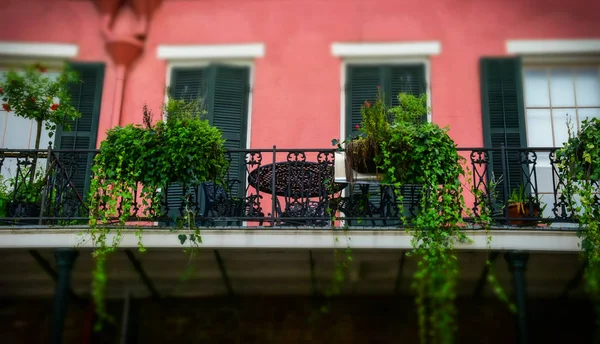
556,116,600,331
87,97,229,327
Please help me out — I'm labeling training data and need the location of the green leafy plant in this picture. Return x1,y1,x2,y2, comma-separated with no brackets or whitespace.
556,116,600,332
342,88,392,177
87,96,229,327
377,92,468,343
506,184,547,224
0,63,81,180
0,176,10,218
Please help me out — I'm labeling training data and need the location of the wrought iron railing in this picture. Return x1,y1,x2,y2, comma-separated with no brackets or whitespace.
0,146,595,229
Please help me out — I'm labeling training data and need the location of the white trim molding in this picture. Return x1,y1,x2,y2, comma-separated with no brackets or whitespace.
331,41,441,58
507,39,600,55
0,228,581,252
0,42,78,59
157,43,265,60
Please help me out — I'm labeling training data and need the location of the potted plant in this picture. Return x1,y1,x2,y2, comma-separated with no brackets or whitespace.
0,176,10,219
334,91,426,183
506,184,545,226
88,96,230,325
5,167,45,221
0,63,81,181
344,88,390,175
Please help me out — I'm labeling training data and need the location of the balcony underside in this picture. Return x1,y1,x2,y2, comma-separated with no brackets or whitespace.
0,246,586,300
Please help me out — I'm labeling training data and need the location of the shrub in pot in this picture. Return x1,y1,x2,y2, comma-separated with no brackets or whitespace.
506,184,545,226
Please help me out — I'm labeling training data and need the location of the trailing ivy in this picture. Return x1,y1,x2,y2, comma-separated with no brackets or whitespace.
556,117,600,332
376,93,469,343
87,97,229,327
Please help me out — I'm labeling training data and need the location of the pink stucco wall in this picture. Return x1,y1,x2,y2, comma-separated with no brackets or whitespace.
1,0,599,149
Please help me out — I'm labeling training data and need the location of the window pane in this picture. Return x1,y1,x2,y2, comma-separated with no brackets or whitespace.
524,69,549,107
526,109,553,147
4,113,33,149
578,108,600,126
552,109,575,147
533,155,554,193
550,68,576,107
575,68,600,106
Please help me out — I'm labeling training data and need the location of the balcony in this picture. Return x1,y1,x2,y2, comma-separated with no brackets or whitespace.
0,146,592,232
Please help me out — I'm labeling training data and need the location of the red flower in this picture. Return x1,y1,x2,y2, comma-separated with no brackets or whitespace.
34,63,47,73
377,85,381,89
2,103,11,112
355,124,360,130
0,87,4,95
364,101,371,108
51,103,59,111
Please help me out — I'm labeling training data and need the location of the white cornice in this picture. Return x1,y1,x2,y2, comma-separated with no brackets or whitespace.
0,228,580,252
331,41,441,58
507,39,600,55
0,42,78,58
157,43,265,60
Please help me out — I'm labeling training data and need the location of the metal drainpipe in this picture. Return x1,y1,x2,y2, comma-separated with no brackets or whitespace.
505,251,530,344
111,65,127,128
50,248,79,344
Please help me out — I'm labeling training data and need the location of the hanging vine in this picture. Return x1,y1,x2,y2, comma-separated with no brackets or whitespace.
374,93,468,343
556,117,600,331
87,97,229,327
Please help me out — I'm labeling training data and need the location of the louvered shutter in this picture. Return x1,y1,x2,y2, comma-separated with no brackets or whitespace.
344,66,386,224
480,57,527,198
345,66,381,138
54,63,104,198
206,65,249,199
167,67,208,216
389,65,427,122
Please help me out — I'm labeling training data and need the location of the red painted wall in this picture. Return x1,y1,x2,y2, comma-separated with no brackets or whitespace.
1,0,599,148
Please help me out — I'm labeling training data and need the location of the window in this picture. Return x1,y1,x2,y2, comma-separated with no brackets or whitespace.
0,63,103,198
345,64,427,137
480,57,600,217
168,64,251,199
524,66,600,148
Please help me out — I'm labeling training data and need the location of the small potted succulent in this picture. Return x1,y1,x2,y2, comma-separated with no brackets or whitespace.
506,184,545,226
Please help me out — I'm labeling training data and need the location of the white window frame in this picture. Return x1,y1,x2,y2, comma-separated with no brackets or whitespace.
158,44,264,149
162,60,255,150
0,42,78,149
338,57,432,140
521,61,600,147
332,42,439,140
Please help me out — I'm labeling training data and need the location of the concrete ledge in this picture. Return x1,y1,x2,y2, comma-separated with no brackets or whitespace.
0,42,78,58
0,228,580,252
157,43,265,60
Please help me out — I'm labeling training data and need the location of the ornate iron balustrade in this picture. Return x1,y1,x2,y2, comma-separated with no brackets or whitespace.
0,146,594,229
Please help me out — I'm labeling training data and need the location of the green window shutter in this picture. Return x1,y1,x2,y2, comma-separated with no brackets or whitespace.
480,57,527,195
345,66,381,138
205,65,250,198
55,63,105,198
170,67,208,104
169,65,249,207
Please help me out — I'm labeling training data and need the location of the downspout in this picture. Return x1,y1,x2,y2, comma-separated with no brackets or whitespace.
111,65,127,127
95,0,163,127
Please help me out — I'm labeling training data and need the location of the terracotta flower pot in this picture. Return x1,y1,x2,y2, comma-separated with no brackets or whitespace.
507,203,541,226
